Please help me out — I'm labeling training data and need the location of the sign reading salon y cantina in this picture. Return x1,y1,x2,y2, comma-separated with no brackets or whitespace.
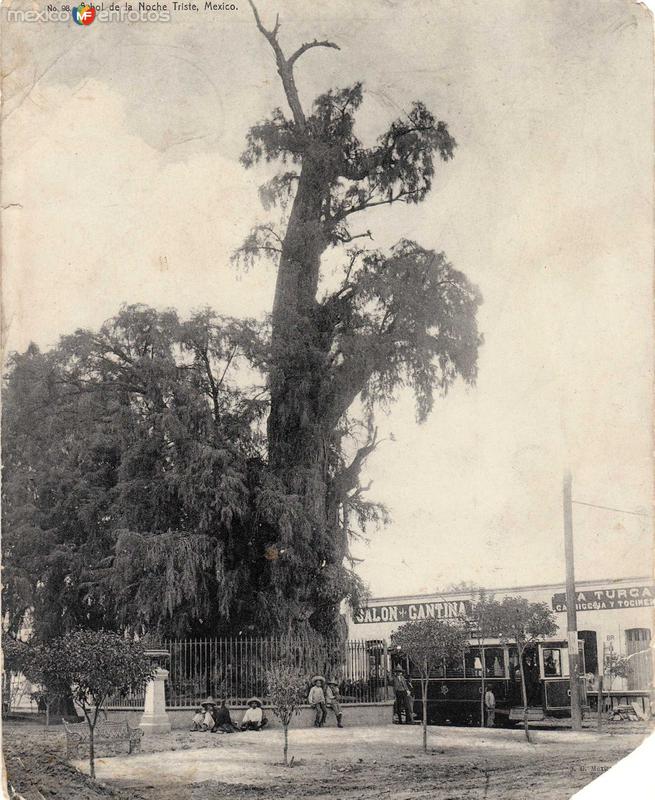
552,585,655,613
354,599,472,624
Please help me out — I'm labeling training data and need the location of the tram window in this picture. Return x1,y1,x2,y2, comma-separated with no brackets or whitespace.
445,654,464,678
484,647,505,677
543,648,562,677
508,647,520,681
430,658,445,678
465,648,482,677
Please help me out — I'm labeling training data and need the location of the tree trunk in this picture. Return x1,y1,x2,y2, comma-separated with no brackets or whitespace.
421,677,428,753
89,725,96,779
283,724,289,766
518,652,530,743
270,157,328,336
2,670,13,718
480,645,486,728
51,689,79,721
266,156,351,634
85,706,100,779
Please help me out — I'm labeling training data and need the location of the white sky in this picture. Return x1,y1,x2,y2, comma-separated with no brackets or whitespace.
2,0,653,597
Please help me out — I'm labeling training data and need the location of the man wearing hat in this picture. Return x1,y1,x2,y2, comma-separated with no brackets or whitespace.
240,697,267,731
308,676,327,728
190,705,206,731
393,667,414,724
199,696,218,731
325,679,344,728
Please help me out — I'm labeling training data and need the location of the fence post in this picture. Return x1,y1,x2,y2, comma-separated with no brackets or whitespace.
382,640,389,701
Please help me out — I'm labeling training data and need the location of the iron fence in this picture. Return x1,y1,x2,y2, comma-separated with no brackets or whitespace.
107,637,389,708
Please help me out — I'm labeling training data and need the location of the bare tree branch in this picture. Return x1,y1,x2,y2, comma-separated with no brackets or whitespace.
334,229,373,244
288,39,340,66
334,428,381,496
249,2,340,132
334,189,421,222
248,1,305,128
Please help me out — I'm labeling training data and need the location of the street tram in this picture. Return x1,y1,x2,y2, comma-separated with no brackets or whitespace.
391,639,588,726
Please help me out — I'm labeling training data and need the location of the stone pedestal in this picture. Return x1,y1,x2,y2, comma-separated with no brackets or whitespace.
139,667,171,734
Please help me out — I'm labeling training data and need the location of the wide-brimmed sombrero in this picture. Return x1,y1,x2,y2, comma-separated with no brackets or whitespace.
201,696,216,706
247,696,262,707
394,666,404,672
311,675,325,684
327,679,339,686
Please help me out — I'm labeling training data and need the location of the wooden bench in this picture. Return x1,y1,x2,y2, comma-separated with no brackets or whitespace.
62,718,143,759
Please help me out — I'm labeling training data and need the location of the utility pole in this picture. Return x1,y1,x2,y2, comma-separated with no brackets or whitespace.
563,471,583,730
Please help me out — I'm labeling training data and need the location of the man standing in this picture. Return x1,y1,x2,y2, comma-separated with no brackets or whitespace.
308,676,327,728
325,679,344,728
484,687,496,727
393,666,414,724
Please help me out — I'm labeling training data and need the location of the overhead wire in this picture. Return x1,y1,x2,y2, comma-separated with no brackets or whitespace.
571,500,652,519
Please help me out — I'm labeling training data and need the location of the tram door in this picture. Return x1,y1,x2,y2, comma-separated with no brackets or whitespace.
540,641,587,713
507,646,541,706
522,646,541,705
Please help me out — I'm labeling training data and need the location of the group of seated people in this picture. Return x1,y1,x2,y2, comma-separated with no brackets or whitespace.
191,676,345,733
191,696,268,733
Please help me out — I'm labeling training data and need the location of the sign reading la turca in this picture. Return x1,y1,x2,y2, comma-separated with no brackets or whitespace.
354,600,473,624
551,585,655,613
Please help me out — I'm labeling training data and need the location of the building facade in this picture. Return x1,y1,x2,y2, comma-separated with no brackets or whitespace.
347,575,654,699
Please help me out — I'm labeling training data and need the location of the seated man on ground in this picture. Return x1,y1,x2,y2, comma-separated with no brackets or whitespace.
240,697,267,731
190,706,205,731
211,699,238,733
199,696,218,731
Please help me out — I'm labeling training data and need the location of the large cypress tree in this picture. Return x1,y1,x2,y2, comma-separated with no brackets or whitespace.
236,3,482,635
2,7,482,643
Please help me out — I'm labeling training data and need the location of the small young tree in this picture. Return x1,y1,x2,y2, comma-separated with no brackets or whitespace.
44,630,153,778
265,661,307,766
604,648,631,691
21,642,71,726
468,591,499,728
489,597,557,742
391,619,469,752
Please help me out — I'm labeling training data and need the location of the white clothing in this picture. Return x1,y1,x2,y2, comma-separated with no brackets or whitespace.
308,685,326,705
242,706,263,724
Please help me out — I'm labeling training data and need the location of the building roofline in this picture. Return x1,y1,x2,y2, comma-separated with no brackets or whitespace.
359,575,654,606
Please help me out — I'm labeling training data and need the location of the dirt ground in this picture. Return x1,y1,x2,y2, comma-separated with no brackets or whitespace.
2,716,652,800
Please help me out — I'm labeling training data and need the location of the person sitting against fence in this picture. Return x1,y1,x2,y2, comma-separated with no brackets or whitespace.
240,697,268,731
190,706,205,731
325,679,344,728
308,675,328,728
199,696,218,731
211,699,238,734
